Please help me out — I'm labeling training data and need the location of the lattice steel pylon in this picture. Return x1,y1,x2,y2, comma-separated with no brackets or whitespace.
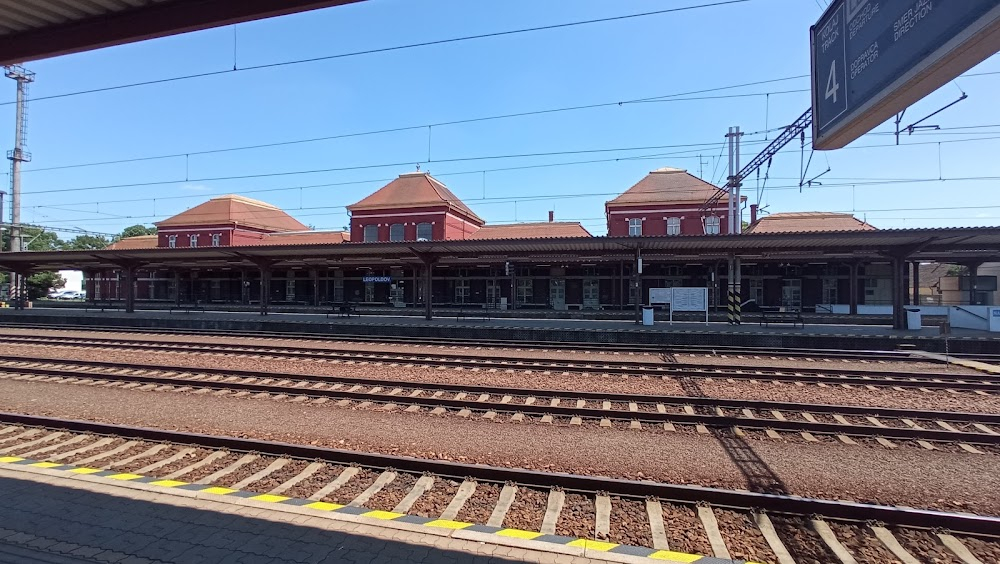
5,65,35,308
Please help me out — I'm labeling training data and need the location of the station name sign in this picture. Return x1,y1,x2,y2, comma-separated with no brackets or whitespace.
812,0,1000,150
362,276,391,283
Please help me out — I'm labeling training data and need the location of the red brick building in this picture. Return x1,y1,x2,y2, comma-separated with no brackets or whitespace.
153,194,312,248
605,167,741,237
348,172,485,242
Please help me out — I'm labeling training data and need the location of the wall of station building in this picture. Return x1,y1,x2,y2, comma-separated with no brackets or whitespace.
156,225,272,248
350,206,483,242
83,261,899,310
606,204,735,237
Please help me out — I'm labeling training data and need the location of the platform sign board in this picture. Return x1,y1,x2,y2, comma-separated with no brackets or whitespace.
668,287,709,325
649,287,672,305
812,0,1000,150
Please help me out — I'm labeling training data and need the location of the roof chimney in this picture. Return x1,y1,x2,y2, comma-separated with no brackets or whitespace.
750,204,758,227
548,210,554,223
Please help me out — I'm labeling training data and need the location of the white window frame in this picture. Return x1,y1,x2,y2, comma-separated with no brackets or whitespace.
389,223,405,242
455,279,470,303
516,279,533,303
666,217,681,236
704,216,720,235
167,235,177,248
416,222,432,241
363,225,378,242
628,218,643,237
189,234,199,248
211,233,221,247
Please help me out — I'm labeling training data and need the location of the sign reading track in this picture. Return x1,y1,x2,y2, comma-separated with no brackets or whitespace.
812,0,1000,150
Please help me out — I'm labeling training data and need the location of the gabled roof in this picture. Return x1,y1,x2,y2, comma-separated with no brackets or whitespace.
155,195,309,232
348,172,484,224
746,212,876,234
606,168,734,207
105,235,158,250
468,222,592,240
255,231,350,245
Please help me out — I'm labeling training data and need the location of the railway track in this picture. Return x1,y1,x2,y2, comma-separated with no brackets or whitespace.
3,334,997,392
0,412,997,564
5,321,995,362
2,355,998,451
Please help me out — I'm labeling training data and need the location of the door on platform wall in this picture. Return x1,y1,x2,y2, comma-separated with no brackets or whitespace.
364,282,375,303
516,279,533,306
781,279,802,310
455,279,470,304
486,279,499,306
583,279,599,309
389,283,405,307
748,278,764,307
285,279,295,302
822,278,838,305
550,278,566,310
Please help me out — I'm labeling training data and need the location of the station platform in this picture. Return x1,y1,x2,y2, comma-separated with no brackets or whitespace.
2,306,998,354
0,463,639,564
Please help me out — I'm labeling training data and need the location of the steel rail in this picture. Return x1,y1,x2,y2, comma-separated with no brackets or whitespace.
0,336,993,390
2,357,998,444
1,411,997,536
0,321,977,362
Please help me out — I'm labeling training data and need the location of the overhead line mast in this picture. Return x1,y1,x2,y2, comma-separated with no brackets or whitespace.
5,64,35,308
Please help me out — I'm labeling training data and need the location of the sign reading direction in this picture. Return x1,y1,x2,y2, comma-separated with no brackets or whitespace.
812,0,1000,150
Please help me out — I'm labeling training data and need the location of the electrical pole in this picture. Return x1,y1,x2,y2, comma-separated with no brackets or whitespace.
5,65,34,307
726,126,742,324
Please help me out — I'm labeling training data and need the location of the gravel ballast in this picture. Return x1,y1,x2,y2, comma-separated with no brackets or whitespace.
4,343,997,414
2,378,997,516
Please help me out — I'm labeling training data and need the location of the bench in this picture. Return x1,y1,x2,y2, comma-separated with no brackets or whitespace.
327,303,358,318
759,306,805,328
85,300,119,312
169,302,206,314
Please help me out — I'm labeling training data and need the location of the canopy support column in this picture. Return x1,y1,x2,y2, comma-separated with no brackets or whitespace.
891,257,907,330
311,268,320,307
849,262,859,316
967,262,982,305
912,261,921,306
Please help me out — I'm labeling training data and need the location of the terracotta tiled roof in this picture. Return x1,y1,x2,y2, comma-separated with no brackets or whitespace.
155,195,309,232
606,168,734,207
348,172,484,223
746,212,876,233
254,231,350,245
105,235,158,250
468,222,592,240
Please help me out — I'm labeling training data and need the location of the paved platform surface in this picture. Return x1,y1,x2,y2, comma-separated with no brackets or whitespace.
0,467,619,564
4,306,995,339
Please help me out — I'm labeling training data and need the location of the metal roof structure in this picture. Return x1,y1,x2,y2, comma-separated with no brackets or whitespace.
1,227,997,273
0,0,365,65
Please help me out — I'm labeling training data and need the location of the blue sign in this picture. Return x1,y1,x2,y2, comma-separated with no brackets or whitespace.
363,276,391,283
812,0,1000,148
993,309,1000,318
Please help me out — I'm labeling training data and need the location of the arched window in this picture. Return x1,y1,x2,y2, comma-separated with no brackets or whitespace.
211,233,221,247
389,223,405,242
363,225,378,242
704,216,720,235
416,222,433,241
167,235,177,248
189,234,199,247
666,217,681,235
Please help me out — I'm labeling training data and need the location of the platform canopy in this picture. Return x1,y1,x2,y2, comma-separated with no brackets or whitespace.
0,227,998,273
0,0,366,65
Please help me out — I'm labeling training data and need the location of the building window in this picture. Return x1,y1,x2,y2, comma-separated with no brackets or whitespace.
189,234,199,248
363,225,378,242
389,223,404,242
666,217,681,236
749,279,764,306
211,233,221,247
516,279,533,304
628,218,643,237
704,216,720,235
822,278,838,304
416,222,432,241
455,279,470,303
167,235,176,248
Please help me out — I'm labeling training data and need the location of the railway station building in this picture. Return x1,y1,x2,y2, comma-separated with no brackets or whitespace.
2,167,997,329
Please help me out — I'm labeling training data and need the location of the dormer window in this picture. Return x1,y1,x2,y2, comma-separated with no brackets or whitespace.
189,234,199,248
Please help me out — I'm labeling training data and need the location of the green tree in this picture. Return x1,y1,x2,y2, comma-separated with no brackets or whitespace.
61,234,110,250
26,271,65,300
119,224,157,239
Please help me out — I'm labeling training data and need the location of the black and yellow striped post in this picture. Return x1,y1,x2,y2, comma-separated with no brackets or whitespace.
732,288,741,325
727,289,735,324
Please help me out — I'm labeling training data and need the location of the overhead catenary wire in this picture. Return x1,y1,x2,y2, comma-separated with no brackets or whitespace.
0,0,750,108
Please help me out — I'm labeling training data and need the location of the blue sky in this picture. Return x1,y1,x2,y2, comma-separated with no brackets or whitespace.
2,0,999,238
